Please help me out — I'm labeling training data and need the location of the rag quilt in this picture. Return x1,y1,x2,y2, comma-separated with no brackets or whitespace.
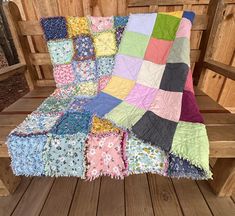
7,12,212,180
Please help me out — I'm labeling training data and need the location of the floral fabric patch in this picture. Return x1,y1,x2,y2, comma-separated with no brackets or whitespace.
53,64,75,86
98,75,111,92
85,132,126,180
93,31,117,57
67,16,89,37
89,16,113,33
47,39,74,65
76,81,98,97
114,16,129,27
96,57,115,77
41,17,67,41
126,135,168,175
50,86,80,99
43,133,86,177
73,35,95,60
68,98,91,112
115,26,125,46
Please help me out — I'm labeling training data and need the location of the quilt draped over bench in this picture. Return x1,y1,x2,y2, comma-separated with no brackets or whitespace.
7,12,212,180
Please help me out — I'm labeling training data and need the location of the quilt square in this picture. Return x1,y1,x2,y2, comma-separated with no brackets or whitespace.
73,35,95,60
86,132,126,180
77,81,98,97
68,98,91,112
72,59,97,82
126,135,168,175
149,89,182,122
47,39,74,64
119,31,150,58
51,85,80,99
96,56,115,77
184,69,194,93
51,111,91,135
40,17,67,41
91,116,121,135
176,18,192,39
43,133,86,177
182,11,195,24
167,37,190,66
105,101,145,129
152,13,181,41
93,31,117,57
84,92,122,117
114,16,129,27
160,63,188,92
115,26,125,46
144,38,173,64
113,54,143,81
132,111,177,151
102,76,135,100
126,13,157,35
7,134,47,176
180,90,204,123
136,61,165,88
67,16,89,37
89,16,114,33
11,112,62,136
160,11,183,19
98,75,111,92
53,64,75,86
125,84,157,110
37,97,72,113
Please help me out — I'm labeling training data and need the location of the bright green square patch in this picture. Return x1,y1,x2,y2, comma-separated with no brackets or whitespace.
118,31,150,58
152,14,181,41
105,101,145,129
171,121,212,178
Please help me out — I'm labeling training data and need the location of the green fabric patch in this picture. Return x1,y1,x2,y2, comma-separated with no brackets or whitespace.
152,14,180,41
167,37,190,66
105,101,145,129
118,31,150,58
171,121,212,178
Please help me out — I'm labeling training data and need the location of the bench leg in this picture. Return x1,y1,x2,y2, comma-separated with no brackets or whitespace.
209,158,235,197
0,158,21,196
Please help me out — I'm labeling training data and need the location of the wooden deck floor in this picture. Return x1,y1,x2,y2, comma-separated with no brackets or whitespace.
0,174,234,216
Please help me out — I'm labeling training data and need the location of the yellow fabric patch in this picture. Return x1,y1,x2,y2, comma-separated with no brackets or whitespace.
77,81,98,96
160,11,183,19
91,116,121,134
93,31,117,57
102,76,135,100
66,16,89,37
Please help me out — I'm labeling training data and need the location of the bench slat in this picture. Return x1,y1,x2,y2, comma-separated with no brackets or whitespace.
23,87,55,98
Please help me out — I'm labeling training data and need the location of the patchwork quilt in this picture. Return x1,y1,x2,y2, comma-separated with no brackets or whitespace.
7,12,212,180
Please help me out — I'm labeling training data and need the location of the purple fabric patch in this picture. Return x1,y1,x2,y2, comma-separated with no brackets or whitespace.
84,92,122,117
180,90,204,123
113,54,143,81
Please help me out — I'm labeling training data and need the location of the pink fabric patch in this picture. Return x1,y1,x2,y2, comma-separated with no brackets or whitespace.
149,89,183,122
184,69,194,93
98,76,111,92
144,38,173,64
89,16,113,33
125,84,157,110
86,132,126,180
53,64,75,86
176,18,192,38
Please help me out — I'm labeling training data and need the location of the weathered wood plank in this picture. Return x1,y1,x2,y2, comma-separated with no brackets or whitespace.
125,174,154,216
172,179,212,215
148,174,183,215
202,113,235,125
0,114,27,126
11,177,54,216
69,178,100,216
40,178,77,216
97,177,125,216
197,180,235,215
23,87,55,98
0,177,31,215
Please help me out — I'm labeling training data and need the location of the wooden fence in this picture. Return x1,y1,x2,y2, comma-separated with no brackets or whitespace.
5,0,235,112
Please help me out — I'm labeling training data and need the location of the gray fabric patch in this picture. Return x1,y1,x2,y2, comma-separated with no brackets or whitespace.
160,63,188,92
132,111,177,151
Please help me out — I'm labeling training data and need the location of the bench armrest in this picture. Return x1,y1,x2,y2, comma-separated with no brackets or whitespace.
203,59,235,80
0,63,27,81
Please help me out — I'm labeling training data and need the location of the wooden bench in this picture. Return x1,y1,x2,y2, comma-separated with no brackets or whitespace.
0,0,235,197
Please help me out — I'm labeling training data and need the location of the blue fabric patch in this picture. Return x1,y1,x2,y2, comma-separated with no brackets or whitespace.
51,111,92,135
40,17,67,41
7,134,46,176
114,16,129,27
68,98,91,112
182,11,195,24
84,92,122,117
43,133,86,177
167,153,206,179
